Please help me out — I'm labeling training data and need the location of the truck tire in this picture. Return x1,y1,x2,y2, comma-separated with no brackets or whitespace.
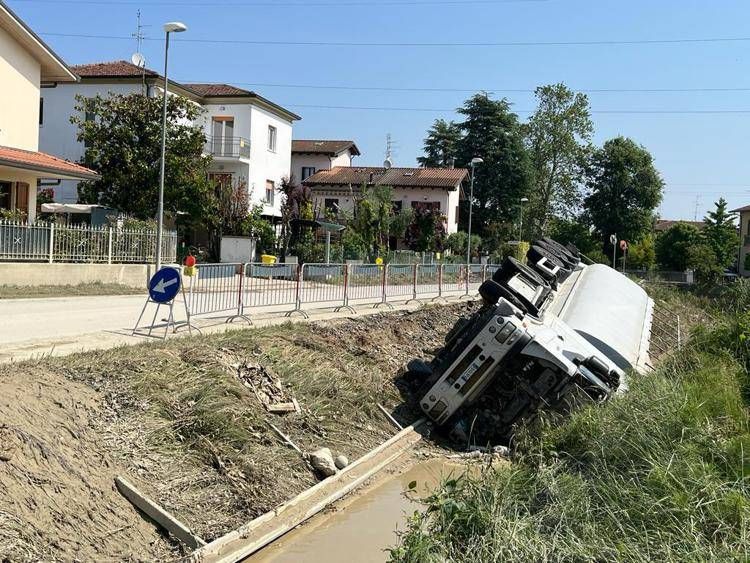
478,279,530,314
536,239,579,269
540,237,580,264
492,256,548,287
527,245,572,282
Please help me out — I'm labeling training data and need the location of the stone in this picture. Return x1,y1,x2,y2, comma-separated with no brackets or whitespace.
308,448,337,477
334,455,349,469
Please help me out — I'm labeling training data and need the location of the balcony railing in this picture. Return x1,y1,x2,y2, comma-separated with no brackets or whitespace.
204,136,251,159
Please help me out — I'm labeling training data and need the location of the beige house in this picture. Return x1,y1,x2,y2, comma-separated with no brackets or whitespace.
0,0,98,222
292,140,360,182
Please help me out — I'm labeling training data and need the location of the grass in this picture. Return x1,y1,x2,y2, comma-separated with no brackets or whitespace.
388,285,750,562
0,282,144,299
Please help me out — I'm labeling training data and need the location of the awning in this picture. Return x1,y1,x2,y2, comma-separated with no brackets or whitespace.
41,203,105,214
0,145,100,181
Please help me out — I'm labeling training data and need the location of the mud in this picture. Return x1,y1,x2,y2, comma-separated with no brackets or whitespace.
248,457,476,563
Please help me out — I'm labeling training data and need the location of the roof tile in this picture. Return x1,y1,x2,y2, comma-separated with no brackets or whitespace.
182,83,254,97
0,145,99,180
303,166,468,189
292,140,361,156
71,60,159,78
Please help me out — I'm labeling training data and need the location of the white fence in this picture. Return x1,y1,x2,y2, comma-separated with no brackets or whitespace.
0,220,177,264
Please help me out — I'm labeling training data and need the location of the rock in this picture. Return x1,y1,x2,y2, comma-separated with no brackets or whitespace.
309,448,337,477
334,455,349,469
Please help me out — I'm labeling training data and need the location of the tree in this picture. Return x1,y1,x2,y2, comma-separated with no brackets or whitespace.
417,119,462,168
278,176,313,258
584,137,664,249
655,222,700,271
687,243,723,288
404,207,447,252
455,94,532,235
627,235,656,270
546,216,600,255
73,93,213,225
702,198,739,269
446,231,482,257
525,83,593,235
350,185,409,259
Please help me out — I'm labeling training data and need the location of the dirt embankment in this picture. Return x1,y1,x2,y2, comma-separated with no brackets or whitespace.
0,302,474,562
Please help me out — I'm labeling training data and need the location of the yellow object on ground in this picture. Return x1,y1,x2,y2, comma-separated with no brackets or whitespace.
261,255,277,265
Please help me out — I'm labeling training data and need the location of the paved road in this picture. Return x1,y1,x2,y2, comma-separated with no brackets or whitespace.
0,288,479,363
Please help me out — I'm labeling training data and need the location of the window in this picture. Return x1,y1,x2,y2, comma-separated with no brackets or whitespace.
301,166,316,180
212,117,234,156
324,198,339,212
268,125,277,152
0,182,11,210
455,205,460,224
411,201,441,212
39,98,44,126
392,200,403,214
265,180,275,205
15,183,29,215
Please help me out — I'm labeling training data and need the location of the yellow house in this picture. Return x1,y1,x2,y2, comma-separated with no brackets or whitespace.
0,0,98,222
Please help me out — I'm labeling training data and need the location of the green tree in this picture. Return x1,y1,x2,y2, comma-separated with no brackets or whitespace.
73,93,213,225
404,207,447,252
655,222,700,271
350,185,410,259
455,94,532,235
687,243,723,288
525,83,593,235
446,231,482,257
702,197,739,269
417,119,462,168
627,235,656,270
584,137,664,249
546,216,600,255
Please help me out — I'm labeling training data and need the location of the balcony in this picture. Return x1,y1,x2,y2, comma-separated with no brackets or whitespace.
204,136,251,159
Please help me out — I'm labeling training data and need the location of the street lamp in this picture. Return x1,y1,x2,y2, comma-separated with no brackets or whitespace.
518,197,529,242
155,21,188,271
465,157,483,293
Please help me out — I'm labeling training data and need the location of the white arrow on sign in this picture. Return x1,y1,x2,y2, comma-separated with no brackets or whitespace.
153,277,178,293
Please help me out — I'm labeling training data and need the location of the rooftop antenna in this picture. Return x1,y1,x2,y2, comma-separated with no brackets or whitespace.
384,133,393,169
131,10,149,94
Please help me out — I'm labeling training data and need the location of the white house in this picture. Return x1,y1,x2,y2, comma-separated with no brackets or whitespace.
302,166,467,235
291,140,360,182
38,60,300,219
0,0,98,222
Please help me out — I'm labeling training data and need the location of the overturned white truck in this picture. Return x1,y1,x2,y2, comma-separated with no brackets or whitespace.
415,238,654,443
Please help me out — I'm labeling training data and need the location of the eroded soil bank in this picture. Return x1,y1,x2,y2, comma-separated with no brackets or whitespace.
0,302,475,562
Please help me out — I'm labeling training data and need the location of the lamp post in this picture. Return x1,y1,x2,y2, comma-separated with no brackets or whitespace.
155,21,187,271
518,197,529,242
465,157,483,293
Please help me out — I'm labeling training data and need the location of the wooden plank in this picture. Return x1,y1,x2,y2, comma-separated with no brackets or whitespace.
267,402,298,414
115,476,206,550
268,422,304,456
190,419,426,563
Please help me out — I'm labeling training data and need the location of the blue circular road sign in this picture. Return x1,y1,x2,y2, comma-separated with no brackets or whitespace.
148,267,182,303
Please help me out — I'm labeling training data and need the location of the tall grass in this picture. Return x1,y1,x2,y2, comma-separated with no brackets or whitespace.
389,298,750,562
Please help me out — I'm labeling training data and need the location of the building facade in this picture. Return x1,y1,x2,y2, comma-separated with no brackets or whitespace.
303,166,467,235
38,61,300,218
291,140,360,183
0,0,98,222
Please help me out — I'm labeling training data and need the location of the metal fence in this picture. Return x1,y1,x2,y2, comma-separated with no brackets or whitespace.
181,262,498,324
626,269,694,285
0,220,177,264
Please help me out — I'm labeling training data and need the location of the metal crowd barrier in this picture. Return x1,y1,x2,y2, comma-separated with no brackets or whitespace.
178,262,497,325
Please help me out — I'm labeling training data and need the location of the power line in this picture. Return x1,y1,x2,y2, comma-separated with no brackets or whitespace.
12,0,547,6
175,79,750,95
38,31,750,48
281,103,750,114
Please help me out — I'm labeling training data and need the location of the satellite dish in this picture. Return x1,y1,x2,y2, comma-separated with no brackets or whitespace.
383,157,393,169
131,52,146,68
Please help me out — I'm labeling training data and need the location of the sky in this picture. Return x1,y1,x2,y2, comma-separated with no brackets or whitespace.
8,0,750,221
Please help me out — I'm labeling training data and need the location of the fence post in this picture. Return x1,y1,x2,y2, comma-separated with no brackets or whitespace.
381,264,388,306
412,264,418,302
342,264,350,309
438,264,443,299
107,227,113,264
294,264,303,312
48,222,54,263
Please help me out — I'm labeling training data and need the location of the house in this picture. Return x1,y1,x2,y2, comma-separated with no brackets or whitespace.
291,140,360,182
0,0,98,222
730,204,750,276
302,166,468,235
654,219,705,233
39,61,300,219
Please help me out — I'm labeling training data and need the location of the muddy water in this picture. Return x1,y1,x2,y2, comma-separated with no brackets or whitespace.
248,458,472,563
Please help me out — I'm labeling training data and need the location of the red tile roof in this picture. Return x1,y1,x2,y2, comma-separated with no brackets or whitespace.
303,166,468,190
71,60,159,78
654,219,705,232
182,83,254,97
292,140,361,156
0,145,100,180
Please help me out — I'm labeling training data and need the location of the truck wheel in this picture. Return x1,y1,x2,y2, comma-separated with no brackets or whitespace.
527,245,572,281
479,280,530,314
539,238,579,267
492,256,548,287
